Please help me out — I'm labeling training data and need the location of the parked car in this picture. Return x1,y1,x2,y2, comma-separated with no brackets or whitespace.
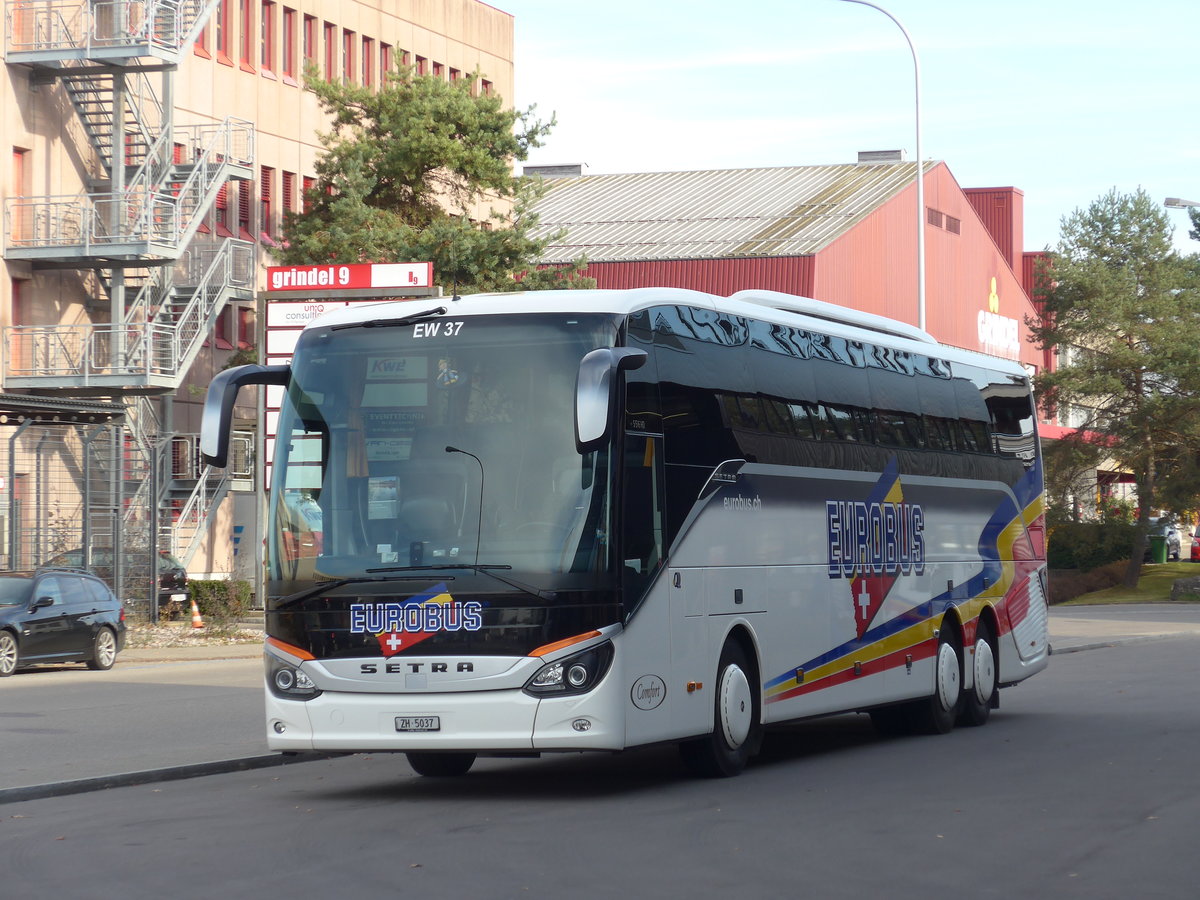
43,548,188,602
0,569,127,676
1144,518,1182,561
1191,531,1199,562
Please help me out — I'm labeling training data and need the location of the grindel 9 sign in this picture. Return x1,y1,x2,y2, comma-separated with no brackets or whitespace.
267,262,434,292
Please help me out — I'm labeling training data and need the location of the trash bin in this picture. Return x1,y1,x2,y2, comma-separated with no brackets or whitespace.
1149,535,1168,563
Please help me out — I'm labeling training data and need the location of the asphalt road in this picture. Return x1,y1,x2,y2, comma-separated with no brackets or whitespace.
1,634,1198,899
5,602,1200,796
0,657,267,790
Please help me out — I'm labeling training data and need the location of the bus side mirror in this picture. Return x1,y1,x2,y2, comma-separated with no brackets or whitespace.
575,348,647,453
201,364,290,467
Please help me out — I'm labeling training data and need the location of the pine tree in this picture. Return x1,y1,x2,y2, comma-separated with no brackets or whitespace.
1031,188,1200,586
276,65,593,293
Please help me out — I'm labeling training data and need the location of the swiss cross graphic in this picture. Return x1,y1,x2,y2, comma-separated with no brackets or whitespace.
851,572,894,638
377,629,436,657
842,458,908,639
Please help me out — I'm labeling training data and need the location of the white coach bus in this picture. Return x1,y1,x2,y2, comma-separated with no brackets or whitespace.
202,287,1049,777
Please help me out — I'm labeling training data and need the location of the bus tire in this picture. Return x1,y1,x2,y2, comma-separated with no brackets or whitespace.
406,751,476,777
958,618,997,727
909,621,961,735
680,640,760,778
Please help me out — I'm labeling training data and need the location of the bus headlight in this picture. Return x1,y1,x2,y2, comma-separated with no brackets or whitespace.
523,641,614,697
266,654,322,700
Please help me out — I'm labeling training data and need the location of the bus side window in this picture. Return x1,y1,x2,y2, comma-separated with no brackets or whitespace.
987,391,1037,463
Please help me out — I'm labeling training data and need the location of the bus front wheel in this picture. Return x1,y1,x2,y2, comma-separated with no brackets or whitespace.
406,751,476,777
680,640,761,778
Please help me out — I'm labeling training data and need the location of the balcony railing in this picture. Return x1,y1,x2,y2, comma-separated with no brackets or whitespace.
5,0,216,59
4,238,254,388
4,117,254,260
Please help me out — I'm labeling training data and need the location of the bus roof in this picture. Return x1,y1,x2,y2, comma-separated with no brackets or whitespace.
304,287,1030,379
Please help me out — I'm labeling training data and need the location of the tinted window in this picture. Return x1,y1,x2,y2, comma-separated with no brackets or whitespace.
82,578,113,606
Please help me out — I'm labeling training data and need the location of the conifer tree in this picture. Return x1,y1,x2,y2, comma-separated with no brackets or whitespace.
276,65,593,293
1031,188,1200,586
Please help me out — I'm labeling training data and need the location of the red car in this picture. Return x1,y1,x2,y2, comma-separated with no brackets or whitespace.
1192,532,1200,562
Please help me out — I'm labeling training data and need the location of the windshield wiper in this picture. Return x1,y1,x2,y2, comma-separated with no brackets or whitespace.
365,564,558,601
330,306,447,331
275,573,458,610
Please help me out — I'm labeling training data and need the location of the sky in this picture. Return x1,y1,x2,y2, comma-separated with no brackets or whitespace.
493,0,1200,255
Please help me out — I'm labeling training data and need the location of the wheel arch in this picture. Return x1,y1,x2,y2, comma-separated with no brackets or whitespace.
716,623,762,709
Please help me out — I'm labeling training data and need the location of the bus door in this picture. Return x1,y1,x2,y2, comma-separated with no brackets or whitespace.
620,433,664,603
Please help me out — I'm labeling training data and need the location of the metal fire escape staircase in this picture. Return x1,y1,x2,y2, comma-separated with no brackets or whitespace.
3,0,257,565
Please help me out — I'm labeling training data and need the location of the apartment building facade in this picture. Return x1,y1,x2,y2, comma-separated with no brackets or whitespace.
2,0,513,598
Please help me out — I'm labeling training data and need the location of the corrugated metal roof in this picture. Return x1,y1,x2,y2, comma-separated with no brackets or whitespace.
530,162,932,264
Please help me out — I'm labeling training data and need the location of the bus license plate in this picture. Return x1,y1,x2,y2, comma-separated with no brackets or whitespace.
395,716,440,732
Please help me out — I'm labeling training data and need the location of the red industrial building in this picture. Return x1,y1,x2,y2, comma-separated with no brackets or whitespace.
528,153,1051,381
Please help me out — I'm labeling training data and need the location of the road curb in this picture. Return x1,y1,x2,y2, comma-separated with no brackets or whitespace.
0,752,335,805
1049,634,1178,655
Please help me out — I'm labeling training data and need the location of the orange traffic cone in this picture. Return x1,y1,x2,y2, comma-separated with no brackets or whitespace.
191,599,205,629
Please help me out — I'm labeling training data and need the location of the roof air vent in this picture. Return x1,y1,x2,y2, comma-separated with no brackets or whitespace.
857,150,906,164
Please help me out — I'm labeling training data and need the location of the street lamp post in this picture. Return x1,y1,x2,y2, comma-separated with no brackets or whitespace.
1164,197,1200,209
837,0,925,331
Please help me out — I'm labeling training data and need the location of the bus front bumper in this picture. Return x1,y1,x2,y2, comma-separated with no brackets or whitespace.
265,682,626,754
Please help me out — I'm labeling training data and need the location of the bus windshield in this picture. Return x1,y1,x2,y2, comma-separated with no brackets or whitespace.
269,311,620,596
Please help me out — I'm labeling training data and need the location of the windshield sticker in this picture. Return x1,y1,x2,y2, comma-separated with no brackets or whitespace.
350,583,484,656
436,358,460,386
826,458,925,638
366,356,427,379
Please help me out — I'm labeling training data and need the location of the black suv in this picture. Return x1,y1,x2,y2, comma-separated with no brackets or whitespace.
0,569,127,675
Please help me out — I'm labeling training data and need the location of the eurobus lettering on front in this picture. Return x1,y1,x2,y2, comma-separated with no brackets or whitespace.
200,286,1048,780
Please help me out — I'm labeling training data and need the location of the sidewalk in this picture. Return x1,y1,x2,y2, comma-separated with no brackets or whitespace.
114,603,1200,665
1046,602,1200,653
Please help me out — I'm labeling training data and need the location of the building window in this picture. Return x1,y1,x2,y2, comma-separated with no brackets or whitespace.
480,78,493,96
260,0,275,75
281,7,296,81
362,36,373,88
380,43,392,82
238,180,254,241
946,215,961,235
195,23,210,58
302,175,315,212
214,183,233,237
431,61,443,79
282,170,295,216
342,29,355,82
239,0,255,72
260,166,275,244
927,207,943,228
215,307,234,350
323,22,336,79
215,0,232,65
303,14,316,66
237,306,255,350
415,55,427,75
449,67,460,83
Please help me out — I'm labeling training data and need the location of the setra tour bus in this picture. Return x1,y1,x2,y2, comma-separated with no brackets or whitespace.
202,287,1048,777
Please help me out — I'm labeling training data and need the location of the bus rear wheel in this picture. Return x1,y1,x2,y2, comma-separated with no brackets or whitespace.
958,619,997,727
680,640,761,778
406,751,476,777
909,622,962,735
